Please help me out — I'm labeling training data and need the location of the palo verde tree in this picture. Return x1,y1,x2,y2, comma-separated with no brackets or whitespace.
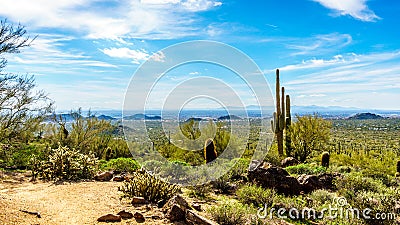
288,114,331,162
0,19,53,163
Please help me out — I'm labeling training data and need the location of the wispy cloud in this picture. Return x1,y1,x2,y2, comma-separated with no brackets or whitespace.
313,0,380,22
5,34,118,75
101,47,149,64
286,33,352,56
0,0,222,40
275,51,400,109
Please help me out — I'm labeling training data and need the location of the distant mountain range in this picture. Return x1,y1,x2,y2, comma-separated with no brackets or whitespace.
51,105,400,122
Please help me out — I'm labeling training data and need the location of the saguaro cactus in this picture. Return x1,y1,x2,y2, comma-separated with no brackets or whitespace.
204,138,217,163
285,94,292,156
271,69,292,156
321,152,330,168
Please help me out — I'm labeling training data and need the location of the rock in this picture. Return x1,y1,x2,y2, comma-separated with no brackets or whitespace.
186,210,217,225
94,171,113,181
131,197,148,205
164,204,185,222
97,214,121,222
297,173,338,193
298,174,321,193
281,157,300,168
192,203,201,211
112,175,125,182
248,163,302,195
117,210,133,219
163,195,191,222
134,212,145,223
317,173,337,190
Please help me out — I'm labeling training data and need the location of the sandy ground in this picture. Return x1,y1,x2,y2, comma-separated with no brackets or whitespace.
0,171,174,225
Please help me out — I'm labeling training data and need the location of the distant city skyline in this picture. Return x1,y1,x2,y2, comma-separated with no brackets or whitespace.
0,0,399,110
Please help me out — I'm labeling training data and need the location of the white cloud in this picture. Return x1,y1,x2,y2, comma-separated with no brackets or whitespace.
287,33,352,56
313,0,380,22
5,34,118,73
150,51,166,62
276,50,400,109
181,0,222,11
0,0,222,40
101,47,149,64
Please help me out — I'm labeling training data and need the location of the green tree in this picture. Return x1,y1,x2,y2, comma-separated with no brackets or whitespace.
288,114,331,162
0,20,52,163
46,109,116,159
179,118,201,140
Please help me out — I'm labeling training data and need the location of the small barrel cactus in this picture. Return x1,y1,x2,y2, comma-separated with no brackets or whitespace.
204,138,217,163
321,152,330,168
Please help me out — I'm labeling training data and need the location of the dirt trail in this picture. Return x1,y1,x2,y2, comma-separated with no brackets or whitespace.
0,172,171,225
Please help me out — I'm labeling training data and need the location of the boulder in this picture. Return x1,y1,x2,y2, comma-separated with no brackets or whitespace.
281,157,300,168
298,174,321,193
134,212,145,223
131,196,148,205
112,175,125,182
97,214,121,222
186,210,217,225
94,171,113,181
317,173,337,190
163,195,191,222
117,210,133,219
297,173,338,193
248,162,302,195
192,203,201,211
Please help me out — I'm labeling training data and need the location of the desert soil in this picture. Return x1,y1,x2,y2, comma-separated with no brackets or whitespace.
0,171,178,225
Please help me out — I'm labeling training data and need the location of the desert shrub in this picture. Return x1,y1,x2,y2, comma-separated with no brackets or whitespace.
31,145,98,180
210,158,250,193
99,157,140,173
308,189,335,208
208,199,254,225
228,158,250,180
349,190,399,225
187,183,212,199
237,184,276,208
119,169,181,203
335,172,386,198
285,163,326,176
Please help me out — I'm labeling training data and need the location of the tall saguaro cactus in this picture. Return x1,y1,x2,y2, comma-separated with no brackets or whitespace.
271,69,292,156
285,94,292,156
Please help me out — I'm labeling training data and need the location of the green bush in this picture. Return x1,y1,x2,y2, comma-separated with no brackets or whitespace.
99,157,140,173
308,189,335,208
208,199,254,225
236,184,275,208
350,190,399,225
31,145,98,181
187,183,212,199
285,163,327,176
119,169,181,203
335,172,386,197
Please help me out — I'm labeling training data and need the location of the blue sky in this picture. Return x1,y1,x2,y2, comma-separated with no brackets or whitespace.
0,0,399,111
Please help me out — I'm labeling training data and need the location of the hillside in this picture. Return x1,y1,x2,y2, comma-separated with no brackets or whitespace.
348,112,384,120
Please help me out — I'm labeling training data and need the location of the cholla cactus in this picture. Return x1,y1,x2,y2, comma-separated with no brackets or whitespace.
204,138,217,163
321,152,330,168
